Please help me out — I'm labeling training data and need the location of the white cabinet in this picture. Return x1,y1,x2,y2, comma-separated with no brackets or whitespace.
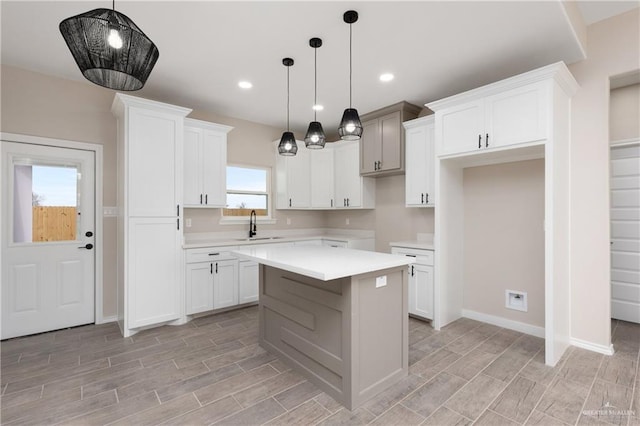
213,259,239,309
391,247,434,321
276,141,311,209
112,94,191,337
437,81,548,156
276,140,374,210
238,260,259,304
404,116,435,207
334,140,376,209
184,119,232,208
310,147,335,208
186,262,214,314
185,247,240,314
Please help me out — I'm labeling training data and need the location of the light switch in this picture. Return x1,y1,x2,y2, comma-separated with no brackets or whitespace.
375,275,387,288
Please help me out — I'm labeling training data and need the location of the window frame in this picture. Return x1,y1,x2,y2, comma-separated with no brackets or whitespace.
219,163,276,225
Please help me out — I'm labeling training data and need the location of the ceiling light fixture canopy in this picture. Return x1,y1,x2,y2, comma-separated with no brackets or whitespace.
59,0,159,91
305,37,326,149
278,57,298,156
338,10,363,141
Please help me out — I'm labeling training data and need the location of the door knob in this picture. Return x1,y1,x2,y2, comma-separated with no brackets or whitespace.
78,243,94,250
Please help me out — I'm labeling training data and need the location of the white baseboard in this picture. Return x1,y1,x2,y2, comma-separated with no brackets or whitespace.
96,315,118,324
570,337,615,356
462,309,545,338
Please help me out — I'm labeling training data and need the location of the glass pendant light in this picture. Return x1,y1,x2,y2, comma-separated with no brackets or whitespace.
278,58,298,156
338,10,363,141
304,38,326,149
59,0,159,91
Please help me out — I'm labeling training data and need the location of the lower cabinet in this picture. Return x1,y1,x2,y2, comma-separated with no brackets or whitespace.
391,246,434,321
409,263,434,320
213,259,239,310
185,262,214,314
238,260,259,304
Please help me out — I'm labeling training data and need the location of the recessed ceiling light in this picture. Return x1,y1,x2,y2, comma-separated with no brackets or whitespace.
379,73,394,82
238,81,253,89
312,104,324,111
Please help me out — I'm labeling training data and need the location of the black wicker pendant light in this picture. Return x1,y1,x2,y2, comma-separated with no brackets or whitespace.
304,38,326,149
338,10,363,141
59,0,159,91
278,58,298,156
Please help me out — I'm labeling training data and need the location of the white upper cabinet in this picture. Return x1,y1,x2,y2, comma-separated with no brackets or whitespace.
334,140,375,209
310,146,335,208
275,140,374,210
434,81,548,156
276,141,311,209
404,116,435,207
184,118,233,208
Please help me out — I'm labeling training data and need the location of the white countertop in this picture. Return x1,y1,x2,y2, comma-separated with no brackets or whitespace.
232,246,414,281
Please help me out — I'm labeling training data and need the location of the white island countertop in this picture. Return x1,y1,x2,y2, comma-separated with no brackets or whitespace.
232,246,415,281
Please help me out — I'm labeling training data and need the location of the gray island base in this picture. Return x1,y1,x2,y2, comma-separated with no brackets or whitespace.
232,246,411,410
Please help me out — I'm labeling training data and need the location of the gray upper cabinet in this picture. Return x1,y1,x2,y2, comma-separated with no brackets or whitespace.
359,102,422,177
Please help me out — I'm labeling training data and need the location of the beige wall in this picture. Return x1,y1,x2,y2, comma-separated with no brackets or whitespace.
463,160,545,327
0,65,327,318
326,174,435,253
610,83,640,141
568,8,640,348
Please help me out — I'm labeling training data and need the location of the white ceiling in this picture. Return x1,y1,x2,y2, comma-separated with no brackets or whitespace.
1,1,638,137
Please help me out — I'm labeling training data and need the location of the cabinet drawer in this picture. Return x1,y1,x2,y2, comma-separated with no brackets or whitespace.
323,239,348,248
391,247,434,266
186,246,238,263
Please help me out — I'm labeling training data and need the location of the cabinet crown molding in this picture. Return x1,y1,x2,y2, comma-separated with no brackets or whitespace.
185,117,234,134
403,114,435,130
111,93,192,118
360,101,422,122
425,61,579,111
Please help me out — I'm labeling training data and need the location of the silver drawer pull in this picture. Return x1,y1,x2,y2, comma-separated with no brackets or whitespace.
208,252,220,256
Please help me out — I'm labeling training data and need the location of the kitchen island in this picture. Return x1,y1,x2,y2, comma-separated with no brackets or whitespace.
232,245,413,410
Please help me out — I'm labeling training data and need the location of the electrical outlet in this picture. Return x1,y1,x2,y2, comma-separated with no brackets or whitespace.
505,290,527,312
346,218,350,225
286,217,291,225
185,218,192,228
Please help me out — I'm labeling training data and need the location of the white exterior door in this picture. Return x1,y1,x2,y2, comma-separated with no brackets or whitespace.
1,141,96,339
610,142,640,323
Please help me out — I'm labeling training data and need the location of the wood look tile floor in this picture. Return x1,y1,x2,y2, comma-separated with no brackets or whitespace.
1,307,639,425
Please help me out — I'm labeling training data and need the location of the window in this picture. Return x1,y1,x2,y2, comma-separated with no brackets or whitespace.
222,165,271,220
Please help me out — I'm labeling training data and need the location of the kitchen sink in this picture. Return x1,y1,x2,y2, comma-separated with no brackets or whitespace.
234,236,285,242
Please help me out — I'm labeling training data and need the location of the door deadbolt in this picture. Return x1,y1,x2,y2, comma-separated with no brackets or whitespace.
85,231,93,237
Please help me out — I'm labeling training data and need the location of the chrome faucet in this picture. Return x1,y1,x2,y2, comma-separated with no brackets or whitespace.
249,209,257,238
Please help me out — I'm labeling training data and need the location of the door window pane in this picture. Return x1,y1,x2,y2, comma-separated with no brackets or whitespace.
14,164,79,243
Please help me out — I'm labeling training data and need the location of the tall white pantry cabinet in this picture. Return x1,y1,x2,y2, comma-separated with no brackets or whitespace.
112,94,192,337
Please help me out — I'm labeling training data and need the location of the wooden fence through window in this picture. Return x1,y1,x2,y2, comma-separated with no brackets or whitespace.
32,206,77,241
222,208,268,217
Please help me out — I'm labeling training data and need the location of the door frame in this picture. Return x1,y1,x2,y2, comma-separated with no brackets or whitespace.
1,132,105,324
610,137,640,324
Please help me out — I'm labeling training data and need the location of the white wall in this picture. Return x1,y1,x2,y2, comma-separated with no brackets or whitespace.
610,83,640,142
568,8,640,348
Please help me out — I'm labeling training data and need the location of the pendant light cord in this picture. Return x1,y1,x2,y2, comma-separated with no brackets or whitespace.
314,47,318,121
349,22,353,108
286,65,290,131
112,0,115,11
